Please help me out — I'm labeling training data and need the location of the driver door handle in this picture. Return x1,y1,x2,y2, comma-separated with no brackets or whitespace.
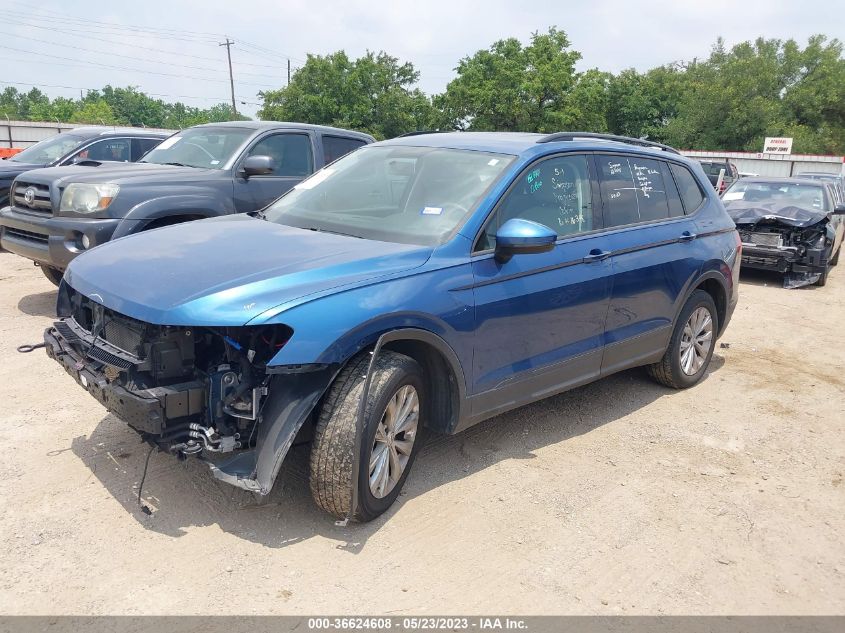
679,231,697,242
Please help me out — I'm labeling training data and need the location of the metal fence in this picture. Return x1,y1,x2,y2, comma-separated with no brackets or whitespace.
681,149,845,177
0,119,173,148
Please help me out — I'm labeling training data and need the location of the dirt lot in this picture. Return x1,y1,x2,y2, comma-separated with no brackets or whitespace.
0,251,843,615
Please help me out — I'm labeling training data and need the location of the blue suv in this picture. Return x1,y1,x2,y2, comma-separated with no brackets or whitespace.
43,132,740,521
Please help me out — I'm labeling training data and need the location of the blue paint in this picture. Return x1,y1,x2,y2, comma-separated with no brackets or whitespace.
61,133,740,431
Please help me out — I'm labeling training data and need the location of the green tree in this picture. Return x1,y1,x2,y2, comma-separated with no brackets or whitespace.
436,27,582,132
258,51,433,139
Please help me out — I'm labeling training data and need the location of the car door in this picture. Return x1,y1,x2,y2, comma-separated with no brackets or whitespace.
596,154,704,375
469,153,614,419
232,132,316,212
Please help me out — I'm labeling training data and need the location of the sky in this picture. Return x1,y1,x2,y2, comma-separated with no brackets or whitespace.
1,0,842,119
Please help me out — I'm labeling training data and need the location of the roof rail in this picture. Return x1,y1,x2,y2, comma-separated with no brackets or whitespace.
395,130,447,138
537,131,681,155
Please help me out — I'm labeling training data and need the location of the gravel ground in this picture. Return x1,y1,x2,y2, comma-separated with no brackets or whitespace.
0,251,842,615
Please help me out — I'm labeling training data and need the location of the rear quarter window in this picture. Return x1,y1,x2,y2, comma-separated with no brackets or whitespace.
670,163,705,213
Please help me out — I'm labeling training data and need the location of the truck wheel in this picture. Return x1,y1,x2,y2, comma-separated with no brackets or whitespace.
816,265,829,286
310,350,426,522
830,246,840,266
648,290,718,389
40,265,63,287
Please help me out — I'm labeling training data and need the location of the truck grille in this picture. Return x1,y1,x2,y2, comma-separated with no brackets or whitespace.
4,226,48,244
12,180,52,215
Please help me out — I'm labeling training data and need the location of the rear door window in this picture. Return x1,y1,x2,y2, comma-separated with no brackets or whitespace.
323,135,367,164
598,155,671,227
131,138,162,161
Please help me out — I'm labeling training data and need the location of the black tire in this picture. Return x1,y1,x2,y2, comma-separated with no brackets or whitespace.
310,350,426,522
830,245,840,266
648,290,718,389
816,265,829,286
39,265,63,287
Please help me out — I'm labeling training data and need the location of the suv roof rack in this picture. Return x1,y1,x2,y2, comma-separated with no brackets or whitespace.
395,130,447,138
537,132,681,155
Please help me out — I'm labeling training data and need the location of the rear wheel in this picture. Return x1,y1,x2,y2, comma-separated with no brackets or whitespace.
648,290,718,389
39,264,63,287
309,350,426,522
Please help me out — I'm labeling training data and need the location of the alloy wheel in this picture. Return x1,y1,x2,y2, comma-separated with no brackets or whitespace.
369,384,419,498
679,306,713,376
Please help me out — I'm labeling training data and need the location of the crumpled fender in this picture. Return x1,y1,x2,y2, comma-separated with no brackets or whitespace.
207,365,340,494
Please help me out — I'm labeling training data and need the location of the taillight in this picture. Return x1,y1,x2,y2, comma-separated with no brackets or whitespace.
719,180,727,195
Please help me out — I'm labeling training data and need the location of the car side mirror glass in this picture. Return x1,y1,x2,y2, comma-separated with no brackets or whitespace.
494,218,557,262
833,204,845,215
242,155,275,177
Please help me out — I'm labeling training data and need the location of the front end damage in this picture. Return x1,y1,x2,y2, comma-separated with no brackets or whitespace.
44,284,337,494
728,203,836,288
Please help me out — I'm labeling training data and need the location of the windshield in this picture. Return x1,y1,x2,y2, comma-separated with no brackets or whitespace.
264,146,514,246
10,134,89,164
140,127,253,169
723,181,830,211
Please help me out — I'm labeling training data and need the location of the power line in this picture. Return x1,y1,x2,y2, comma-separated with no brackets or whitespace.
0,7,308,65
0,43,280,88
0,29,282,80
0,15,290,70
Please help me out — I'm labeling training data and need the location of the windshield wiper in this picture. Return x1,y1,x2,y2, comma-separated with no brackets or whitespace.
161,162,188,167
303,226,362,239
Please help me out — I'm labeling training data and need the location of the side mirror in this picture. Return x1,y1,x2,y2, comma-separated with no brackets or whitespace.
494,218,557,262
833,204,845,215
242,155,275,177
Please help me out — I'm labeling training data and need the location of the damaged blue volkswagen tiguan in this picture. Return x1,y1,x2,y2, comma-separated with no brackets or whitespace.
44,132,740,521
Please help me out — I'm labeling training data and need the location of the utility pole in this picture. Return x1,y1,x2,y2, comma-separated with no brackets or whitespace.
219,38,237,116
287,59,291,86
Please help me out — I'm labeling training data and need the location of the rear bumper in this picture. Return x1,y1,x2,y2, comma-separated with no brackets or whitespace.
0,207,121,270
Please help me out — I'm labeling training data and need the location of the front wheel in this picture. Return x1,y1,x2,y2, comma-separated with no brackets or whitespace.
310,350,426,522
648,290,718,389
39,264,63,287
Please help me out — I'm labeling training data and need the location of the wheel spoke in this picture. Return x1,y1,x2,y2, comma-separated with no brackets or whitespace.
393,438,414,456
388,445,401,483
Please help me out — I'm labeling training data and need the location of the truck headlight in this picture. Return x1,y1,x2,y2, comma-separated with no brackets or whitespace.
59,183,119,214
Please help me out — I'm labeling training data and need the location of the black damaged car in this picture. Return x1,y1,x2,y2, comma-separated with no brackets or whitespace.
722,177,845,287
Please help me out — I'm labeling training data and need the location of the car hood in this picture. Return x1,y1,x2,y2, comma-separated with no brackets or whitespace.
17,161,217,188
64,214,432,326
726,202,831,228
0,160,44,179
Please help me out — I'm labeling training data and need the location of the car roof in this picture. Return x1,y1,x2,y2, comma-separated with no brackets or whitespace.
375,131,689,161
68,126,171,138
797,172,842,178
189,120,375,141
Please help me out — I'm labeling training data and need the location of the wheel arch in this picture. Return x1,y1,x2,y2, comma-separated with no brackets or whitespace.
376,328,467,434
683,268,730,336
